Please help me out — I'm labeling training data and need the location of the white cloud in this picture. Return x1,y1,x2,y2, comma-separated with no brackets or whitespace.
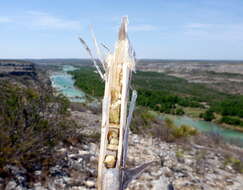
130,24,157,31
25,11,81,30
0,17,12,23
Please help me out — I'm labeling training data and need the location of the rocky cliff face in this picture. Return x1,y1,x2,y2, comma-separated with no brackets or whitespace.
0,59,52,93
0,60,36,77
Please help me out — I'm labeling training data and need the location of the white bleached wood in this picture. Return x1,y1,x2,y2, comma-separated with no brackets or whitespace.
78,37,105,80
98,16,133,190
90,26,107,71
79,16,153,190
102,169,120,190
101,42,111,53
122,90,137,168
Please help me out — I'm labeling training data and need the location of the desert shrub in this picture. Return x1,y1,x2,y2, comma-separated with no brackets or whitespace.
140,110,156,124
130,107,158,134
171,125,198,138
175,108,185,115
224,156,243,173
131,109,197,142
162,119,198,141
200,109,215,121
151,119,175,142
0,81,76,168
164,118,174,128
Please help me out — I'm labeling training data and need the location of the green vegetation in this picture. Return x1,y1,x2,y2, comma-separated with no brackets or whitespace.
171,124,198,138
175,108,185,115
220,116,243,127
69,67,243,129
70,67,104,97
136,89,203,114
207,71,243,78
200,109,215,121
130,107,157,134
211,96,243,118
163,118,198,139
0,81,76,168
175,149,185,160
130,107,197,142
133,71,227,104
183,107,204,118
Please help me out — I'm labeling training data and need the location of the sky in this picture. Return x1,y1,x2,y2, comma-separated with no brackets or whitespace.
0,0,243,60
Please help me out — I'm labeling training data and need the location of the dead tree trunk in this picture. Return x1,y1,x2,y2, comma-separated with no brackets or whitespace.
97,16,135,190
79,16,152,190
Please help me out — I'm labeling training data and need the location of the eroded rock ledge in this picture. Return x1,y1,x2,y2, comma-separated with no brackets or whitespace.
0,60,36,77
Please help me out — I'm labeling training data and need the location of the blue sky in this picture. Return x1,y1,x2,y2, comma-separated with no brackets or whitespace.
0,0,243,60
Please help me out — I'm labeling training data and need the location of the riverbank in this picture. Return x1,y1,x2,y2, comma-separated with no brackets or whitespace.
183,107,243,133
219,122,243,133
68,66,243,134
47,65,242,147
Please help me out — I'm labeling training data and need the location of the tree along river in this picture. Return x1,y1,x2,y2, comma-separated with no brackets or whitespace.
50,65,243,147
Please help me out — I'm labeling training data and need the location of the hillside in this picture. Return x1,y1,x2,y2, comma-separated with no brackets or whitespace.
0,61,242,190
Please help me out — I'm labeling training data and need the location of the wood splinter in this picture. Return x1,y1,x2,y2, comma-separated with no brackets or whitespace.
79,16,153,190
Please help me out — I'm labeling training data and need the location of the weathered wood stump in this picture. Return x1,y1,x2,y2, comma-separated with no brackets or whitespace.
79,16,153,190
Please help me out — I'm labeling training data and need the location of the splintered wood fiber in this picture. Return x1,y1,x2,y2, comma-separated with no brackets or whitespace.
109,56,123,125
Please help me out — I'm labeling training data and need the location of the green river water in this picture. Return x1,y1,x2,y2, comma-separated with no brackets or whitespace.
50,65,86,103
165,115,243,146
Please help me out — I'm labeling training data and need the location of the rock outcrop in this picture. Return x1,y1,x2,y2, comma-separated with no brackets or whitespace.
0,60,36,77
0,59,52,93
1,110,242,190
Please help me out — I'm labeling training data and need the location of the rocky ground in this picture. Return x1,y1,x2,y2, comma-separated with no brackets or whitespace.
137,61,243,75
169,72,243,94
1,109,243,190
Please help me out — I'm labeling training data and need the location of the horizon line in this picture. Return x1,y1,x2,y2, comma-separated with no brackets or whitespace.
1,58,243,62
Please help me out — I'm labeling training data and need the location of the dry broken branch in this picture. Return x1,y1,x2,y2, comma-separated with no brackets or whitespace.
78,37,105,80
90,26,107,72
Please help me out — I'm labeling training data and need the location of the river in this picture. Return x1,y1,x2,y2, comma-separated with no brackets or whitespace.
50,65,86,103
50,65,243,147
165,115,243,146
